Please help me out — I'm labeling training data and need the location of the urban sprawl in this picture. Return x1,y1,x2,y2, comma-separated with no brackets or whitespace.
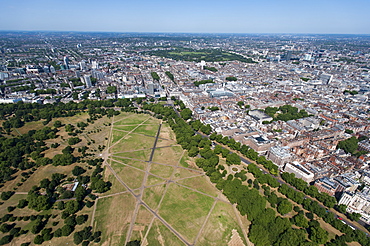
1,32,370,224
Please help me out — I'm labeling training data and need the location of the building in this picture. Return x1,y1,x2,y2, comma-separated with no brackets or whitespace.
92,61,99,70
84,75,92,88
284,162,314,183
314,177,338,196
339,187,370,224
268,145,293,169
248,110,273,124
64,56,70,69
244,135,274,153
148,83,155,95
320,74,333,84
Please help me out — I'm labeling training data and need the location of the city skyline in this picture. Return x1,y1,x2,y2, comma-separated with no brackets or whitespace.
1,0,370,34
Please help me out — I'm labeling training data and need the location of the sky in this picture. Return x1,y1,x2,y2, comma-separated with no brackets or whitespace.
0,0,369,34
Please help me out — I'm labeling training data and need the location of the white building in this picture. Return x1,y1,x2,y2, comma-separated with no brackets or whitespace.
339,187,370,224
284,162,314,183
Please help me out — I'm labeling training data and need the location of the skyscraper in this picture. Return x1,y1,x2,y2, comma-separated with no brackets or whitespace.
64,56,70,70
84,75,92,88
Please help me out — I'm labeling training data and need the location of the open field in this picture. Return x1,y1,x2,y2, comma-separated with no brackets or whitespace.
91,112,248,245
158,183,215,242
94,193,136,245
1,111,248,246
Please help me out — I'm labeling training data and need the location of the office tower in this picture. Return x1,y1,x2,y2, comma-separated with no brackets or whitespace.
148,83,155,95
64,56,70,69
92,61,99,69
79,61,86,71
285,50,292,61
84,75,92,88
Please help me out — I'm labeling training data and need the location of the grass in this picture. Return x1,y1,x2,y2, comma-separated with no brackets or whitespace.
142,184,167,210
133,124,160,137
152,146,184,166
149,163,174,179
110,156,147,170
113,114,150,125
129,205,153,242
177,175,219,197
113,150,152,162
113,125,138,132
94,193,136,245
145,175,167,187
110,161,146,190
110,133,156,153
145,218,186,246
196,201,245,246
158,183,215,242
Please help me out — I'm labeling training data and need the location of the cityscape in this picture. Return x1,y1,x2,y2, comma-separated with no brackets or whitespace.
0,31,370,245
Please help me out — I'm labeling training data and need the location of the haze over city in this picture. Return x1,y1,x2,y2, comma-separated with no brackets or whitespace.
1,0,370,34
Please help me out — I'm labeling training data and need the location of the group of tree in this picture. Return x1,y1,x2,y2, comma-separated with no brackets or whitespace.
203,66,218,72
193,79,214,87
337,136,368,157
165,71,175,82
150,72,160,81
263,105,311,123
147,47,257,63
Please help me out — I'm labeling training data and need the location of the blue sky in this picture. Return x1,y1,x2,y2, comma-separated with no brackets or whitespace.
0,0,369,34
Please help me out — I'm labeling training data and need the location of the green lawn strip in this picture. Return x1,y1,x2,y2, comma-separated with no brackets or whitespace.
110,161,146,190
149,163,174,179
113,114,150,125
145,218,186,246
132,124,160,137
195,201,246,246
112,150,152,162
111,134,156,153
176,175,218,197
110,156,147,171
158,183,215,242
94,193,136,245
142,184,167,210
113,125,138,132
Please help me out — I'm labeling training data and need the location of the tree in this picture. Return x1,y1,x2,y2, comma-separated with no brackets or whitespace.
17,199,28,208
226,76,237,81
188,146,199,157
73,231,83,245
291,213,309,228
72,166,86,176
226,153,241,165
76,215,88,225
65,200,80,214
52,153,74,166
68,137,81,145
65,215,77,227
127,240,141,246
308,226,328,244
277,199,292,215
1,191,15,201
53,120,62,128
106,86,117,94
237,101,244,108
180,108,192,120
61,225,74,236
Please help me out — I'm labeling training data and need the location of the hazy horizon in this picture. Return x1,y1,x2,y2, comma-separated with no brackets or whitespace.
1,0,369,34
